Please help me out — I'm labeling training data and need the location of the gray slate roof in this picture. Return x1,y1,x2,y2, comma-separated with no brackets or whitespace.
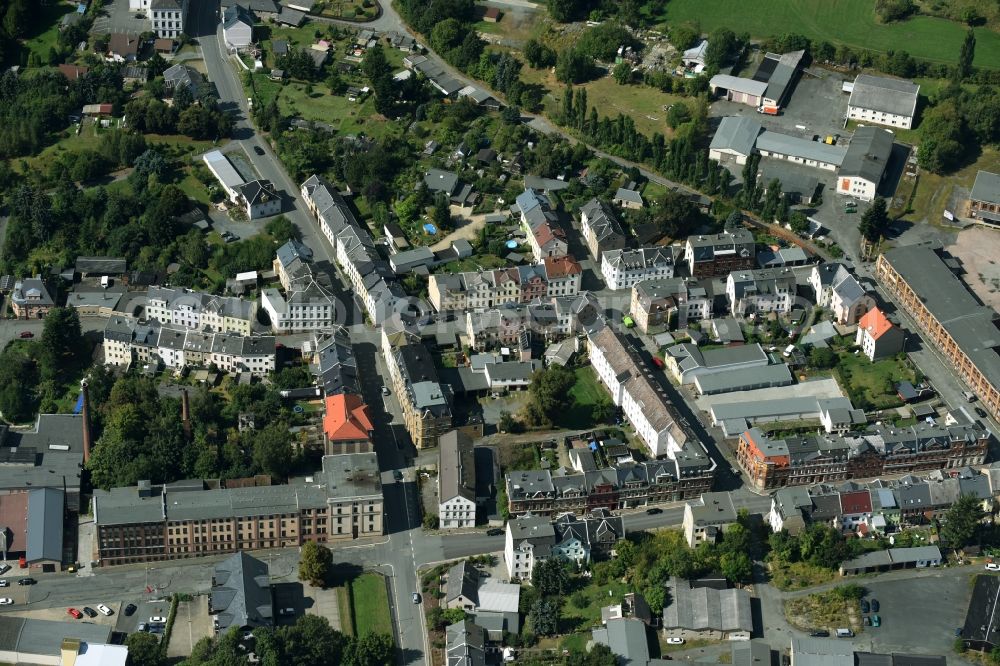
848,74,919,118
662,577,752,633
711,116,763,156
971,170,1000,205
26,488,63,563
212,551,273,631
839,126,893,183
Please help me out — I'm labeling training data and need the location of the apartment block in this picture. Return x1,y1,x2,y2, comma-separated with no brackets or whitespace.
263,240,337,332
726,268,796,314
381,323,452,448
685,230,756,278
93,453,383,565
428,260,582,313
144,286,255,335
601,246,675,291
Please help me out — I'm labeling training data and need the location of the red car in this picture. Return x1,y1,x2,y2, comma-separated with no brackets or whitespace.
651,357,665,369
18,331,33,339
67,608,82,619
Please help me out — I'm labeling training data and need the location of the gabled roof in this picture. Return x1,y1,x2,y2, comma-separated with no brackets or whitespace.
439,430,476,504
711,116,763,156
322,394,373,442
858,307,894,341
446,561,479,605
211,551,273,631
971,170,1000,206
848,74,919,118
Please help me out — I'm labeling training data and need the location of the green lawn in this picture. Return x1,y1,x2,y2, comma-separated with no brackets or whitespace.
23,3,74,63
561,366,608,429
350,573,393,638
560,579,631,634
662,0,1000,69
835,351,916,410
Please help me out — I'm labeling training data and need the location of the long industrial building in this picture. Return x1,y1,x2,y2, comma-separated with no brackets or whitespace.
876,243,1000,418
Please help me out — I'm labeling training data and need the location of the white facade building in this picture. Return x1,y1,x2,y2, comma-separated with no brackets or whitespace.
600,246,675,291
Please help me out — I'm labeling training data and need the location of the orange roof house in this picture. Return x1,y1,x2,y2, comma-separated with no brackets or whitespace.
855,306,905,361
323,394,374,454
857,307,892,340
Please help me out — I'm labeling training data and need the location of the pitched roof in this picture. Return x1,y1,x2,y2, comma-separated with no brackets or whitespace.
971,170,1000,205
858,307,894,341
26,488,63,563
848,74,919,118
439,430,476,504
322,394,373,442
711,116,763,156
543,255,581,279
663,577,752,633
839,126,893,183
446,561,479,605
211,551,273,631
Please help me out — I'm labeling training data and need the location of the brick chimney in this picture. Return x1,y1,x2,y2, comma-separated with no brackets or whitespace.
80,379,92,464
181,389,191,440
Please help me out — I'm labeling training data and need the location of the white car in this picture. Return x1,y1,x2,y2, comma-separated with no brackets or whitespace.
0,580,8,588
0,598,12,606
666,637,685,645
149,616,167,624
986,563,1000,571
96,604,114,616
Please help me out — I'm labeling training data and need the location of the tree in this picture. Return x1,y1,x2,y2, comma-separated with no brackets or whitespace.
858,197,889,243
555,48,594,84
132,148,168,183
40,307,83,382
568,643,619,666
361,43,391,83
591,397,615,424
251,422,295,479
532,557,571,596
265,215,299,243
529,365,577,423
957,29,976,80
789,211,809,235
299,540,333,587
704,28,738,69
720,551,753,583
941,494,985,548
524,39,556,68
346,631,395,666
423,512,439,529
126,631,165,666
666,103,691,129
528,598,560,635
612,62,632,85
809,347,838,369
547,0,577,22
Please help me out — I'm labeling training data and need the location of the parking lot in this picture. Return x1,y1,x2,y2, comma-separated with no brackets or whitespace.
114,598,173,634
860,572,973,657
90,0,149,36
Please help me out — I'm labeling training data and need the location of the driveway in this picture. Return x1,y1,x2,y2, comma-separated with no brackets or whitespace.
167,596,212,658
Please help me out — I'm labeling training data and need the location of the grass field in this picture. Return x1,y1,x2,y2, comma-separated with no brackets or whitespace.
562,366,608,429
350,573,393,638
559,579,631,632
768,557,838,591
902,147,1000,225
785,586,864,633
23,3,74,64
662,0,1000,69
836,351,916,409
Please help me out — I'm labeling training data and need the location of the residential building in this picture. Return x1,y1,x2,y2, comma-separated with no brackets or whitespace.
630,278,712,333
855,307,905,361
143,286,255,335
163,64,202,96
210,551,273,632
766,486,813,535
808,263,874,325
223,4,254,50
322,394,373,455
591,618,655,666
835,126,894,202
517,189,567,261
682,492,739,547
106,33,139,62
439,431,477,529
150,0,187,38
93,453,383,565
601,247,675,291
310,329,359,395
847,74,919,130
662,577,753,641
381,325,452,448
686,230,756,278
504,514,555,580
876,243,1000,417
543,255,583,297
969,170,1000,226
427,265,582,313
726,268,796,314
551,510,625,567
236,180,281,219
664,343,770,385
505,455,717,516
11,278,54,319
580,198,626,259
263,240,336,332
709,116,763,166
446,620,486,666
613,187,644,210
587,323,717,486
736,423,990,493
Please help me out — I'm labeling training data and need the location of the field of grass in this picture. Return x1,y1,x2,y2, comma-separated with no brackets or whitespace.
768,557,839,591
23,3,74,63
661,0,1000,69
562,366,608,428
784,586,864,633
560,579,631,633
903,147,1000,225
836,351,916,410
350,573,393,638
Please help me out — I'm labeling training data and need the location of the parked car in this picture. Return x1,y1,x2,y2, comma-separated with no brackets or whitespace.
870,599,879,612
0,598,12,606
279,608,295,616
137,623,148,632
149,616,167,624
253,146,265,155
412,593,421,604
863,616,871,626
860,599,870,613
82,607,97,618
810,631,830,637
242,631,254,641
68,608,82,619
18,578,35,585
18,331,33,339
149,624,164,634
666,637,685,645
646,508,663,515
871,615,881,627
976,407,988,418
486,528,503,536
0,564,10,575
97,604,114,616
381,386,391,396
0,580,8,588
393,470,403,481
124,604,137,616
985,563,1000,571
